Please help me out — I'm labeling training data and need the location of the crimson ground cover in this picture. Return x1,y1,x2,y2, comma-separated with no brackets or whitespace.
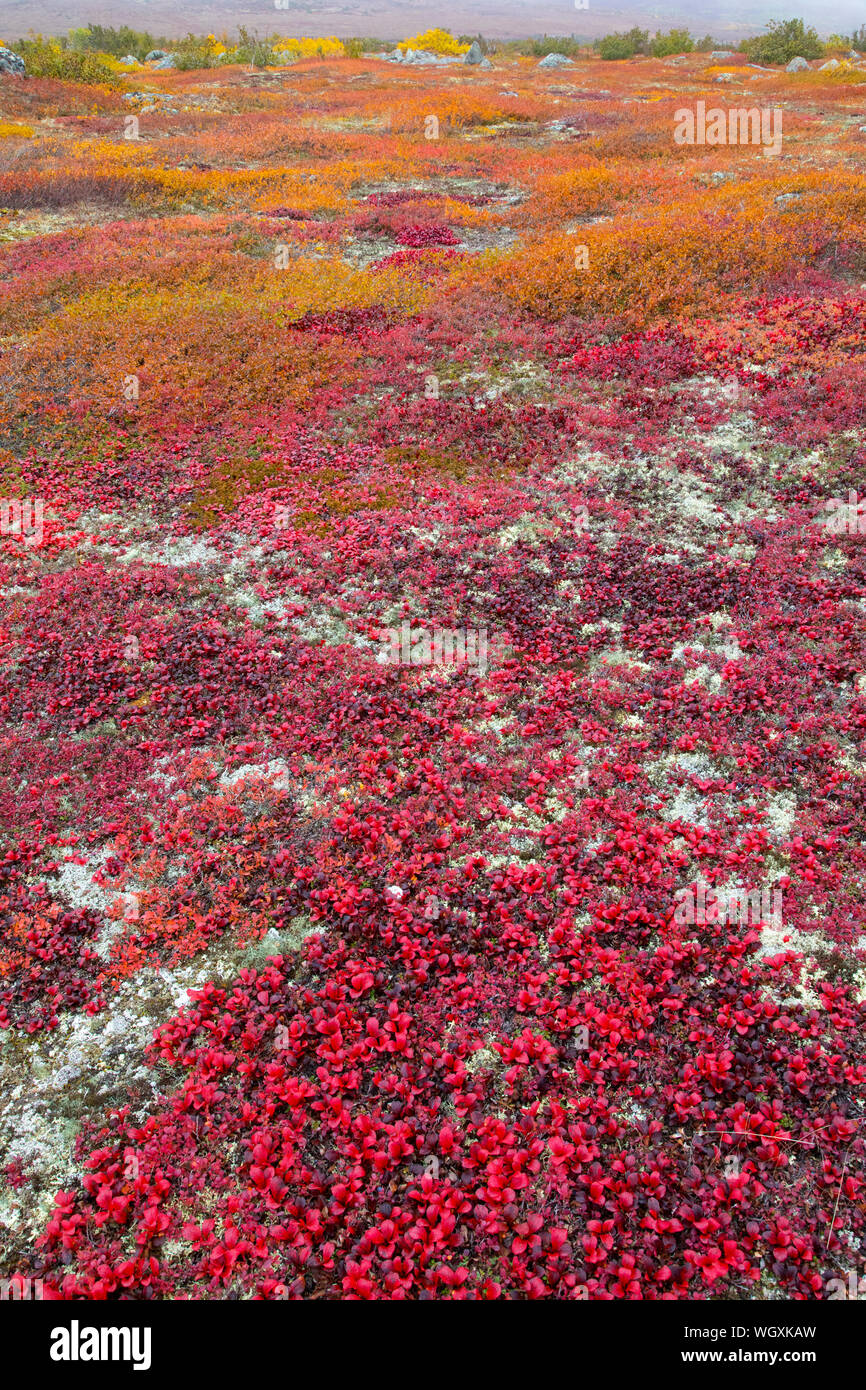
0,47,864,1301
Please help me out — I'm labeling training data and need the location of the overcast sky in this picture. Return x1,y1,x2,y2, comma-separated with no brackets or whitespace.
2,0,863,40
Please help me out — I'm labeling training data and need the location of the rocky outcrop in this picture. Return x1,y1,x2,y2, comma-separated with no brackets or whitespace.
0,47,25,77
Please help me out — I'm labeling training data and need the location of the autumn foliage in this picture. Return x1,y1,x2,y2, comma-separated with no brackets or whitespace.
0,44,864,1306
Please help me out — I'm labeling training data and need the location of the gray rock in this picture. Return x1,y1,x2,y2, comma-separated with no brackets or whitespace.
479,57,493,69
396,49,459,67
0,45,25,77
145,50,167,61
464,41,484,64
120,55,140,65
709,51,734,61
785,56,809,72
153,55,176,69
714,73,736,83
819,58,839,70
850,51,861,60
538,53,574,68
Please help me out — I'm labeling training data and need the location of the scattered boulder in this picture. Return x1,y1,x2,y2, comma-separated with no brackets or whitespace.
479,57,493,69
786,56,809,72
120,55,140,66
714,73,736,83
464,41,484,65
819,58,840,70
0,46,25,77
537,53,573,69
386,48,459,67
709,50,734,61
145,50,167,62
153,55,176,70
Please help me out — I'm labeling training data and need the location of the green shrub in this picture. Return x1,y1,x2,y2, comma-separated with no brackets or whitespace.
232,27,277,68
650,29,695,57
596,27,649,60
457,33,489,54
344,36,396,54
623,27,650,54
68,24,161,61
10,36,122,85
528,35,583,58
171,34,218,71
738,18,823,65
598,34,637,60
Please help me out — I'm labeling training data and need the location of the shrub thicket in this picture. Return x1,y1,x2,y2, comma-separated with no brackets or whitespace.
738,18,823,64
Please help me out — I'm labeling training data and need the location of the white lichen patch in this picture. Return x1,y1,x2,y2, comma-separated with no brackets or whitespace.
495,512,553,550
53,848,114,916
50,850,143,962
765,792,797,840
662,787,711,828
465,1044,500,1076
0,917,321,1254
588,645,653,676
219,758,292,791
114,534,228,569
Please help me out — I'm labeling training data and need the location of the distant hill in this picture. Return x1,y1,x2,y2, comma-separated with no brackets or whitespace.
2,0,862,43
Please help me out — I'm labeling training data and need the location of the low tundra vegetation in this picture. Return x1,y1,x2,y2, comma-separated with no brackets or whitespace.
0,29,864,1302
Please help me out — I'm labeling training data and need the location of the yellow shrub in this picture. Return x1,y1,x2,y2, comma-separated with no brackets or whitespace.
398,29,470,56
536,166,616,216
273,36,346,59
479,179,866,324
